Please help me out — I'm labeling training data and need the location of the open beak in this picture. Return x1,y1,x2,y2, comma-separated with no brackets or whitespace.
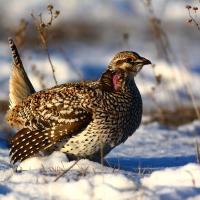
137,57,151,65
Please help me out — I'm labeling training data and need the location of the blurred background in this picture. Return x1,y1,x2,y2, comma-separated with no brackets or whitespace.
0,0,200,135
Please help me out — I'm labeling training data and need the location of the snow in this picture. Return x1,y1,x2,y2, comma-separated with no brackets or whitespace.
109,121,200,159
142,163,200,188
0,169,137,200
0,121,200,199
17,151,69,171
0,0,200,199
141,164,200,200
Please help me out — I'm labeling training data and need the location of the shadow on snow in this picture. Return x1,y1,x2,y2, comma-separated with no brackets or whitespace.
106,155,196,173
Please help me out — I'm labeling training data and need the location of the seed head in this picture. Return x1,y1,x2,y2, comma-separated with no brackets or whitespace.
47,5,53,11
193,7,198,11
186,5,192,9
54,10,60,18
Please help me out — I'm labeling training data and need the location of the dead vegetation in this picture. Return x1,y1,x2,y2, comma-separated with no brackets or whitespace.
142,0,200,164
31,4,60,85
145,106,200,127
139,0,200,127
186,4,200,32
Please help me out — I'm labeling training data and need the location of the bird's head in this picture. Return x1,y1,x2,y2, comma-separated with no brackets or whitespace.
100,51,151,92
108,51,151,76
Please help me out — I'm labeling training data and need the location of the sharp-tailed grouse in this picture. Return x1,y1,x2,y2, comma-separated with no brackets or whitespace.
6,38,151,164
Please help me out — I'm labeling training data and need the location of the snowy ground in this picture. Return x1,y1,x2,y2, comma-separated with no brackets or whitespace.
0,0,200,199
0,121,199,200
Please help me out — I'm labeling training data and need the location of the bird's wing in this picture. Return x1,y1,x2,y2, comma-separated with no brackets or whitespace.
9,83,95,164
10,112,92,164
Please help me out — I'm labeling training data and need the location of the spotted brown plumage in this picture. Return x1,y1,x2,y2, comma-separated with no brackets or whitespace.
6,38,151,164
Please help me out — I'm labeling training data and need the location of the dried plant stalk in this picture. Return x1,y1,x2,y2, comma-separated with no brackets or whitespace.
196,140,200,164
54,160,79,182
31,5,60,85
186,5,200,32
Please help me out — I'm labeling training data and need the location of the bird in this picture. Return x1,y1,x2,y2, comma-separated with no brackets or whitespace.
6,38,151,164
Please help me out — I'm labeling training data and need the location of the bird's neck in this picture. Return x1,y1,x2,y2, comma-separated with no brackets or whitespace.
124,75,139,94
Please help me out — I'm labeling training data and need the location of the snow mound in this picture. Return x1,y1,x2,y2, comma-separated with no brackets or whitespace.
1,172,137,200
139,164,200,200
17,151,69,171
3,157,138,200
142,163,200,188
17,152,116,174
47,174,137,200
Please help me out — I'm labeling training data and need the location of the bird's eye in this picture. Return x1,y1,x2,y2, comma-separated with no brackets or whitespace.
126,58,134,64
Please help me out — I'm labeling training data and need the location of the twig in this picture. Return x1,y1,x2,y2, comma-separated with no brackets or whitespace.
31,5,60,86
44,44,58,85
54,160,79,182
143,0,171,63
186,5,200,32
142,0,181,109
58,47,83,80
196,140,200,164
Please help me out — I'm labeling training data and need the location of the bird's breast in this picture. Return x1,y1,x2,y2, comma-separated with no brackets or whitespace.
93,89,142,137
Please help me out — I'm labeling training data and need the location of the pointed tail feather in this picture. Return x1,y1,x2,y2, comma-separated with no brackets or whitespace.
8,38,35,109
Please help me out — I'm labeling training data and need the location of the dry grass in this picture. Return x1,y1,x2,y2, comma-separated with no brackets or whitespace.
141,1,200,164
54,160,79,182
146,106,200,127
141,1,200,124
196,141,200,164
143,0,172,63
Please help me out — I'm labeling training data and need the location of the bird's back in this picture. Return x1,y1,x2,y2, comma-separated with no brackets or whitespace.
6,80,98,129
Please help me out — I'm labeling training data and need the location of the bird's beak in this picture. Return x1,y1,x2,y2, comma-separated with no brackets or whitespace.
136,57,151,65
